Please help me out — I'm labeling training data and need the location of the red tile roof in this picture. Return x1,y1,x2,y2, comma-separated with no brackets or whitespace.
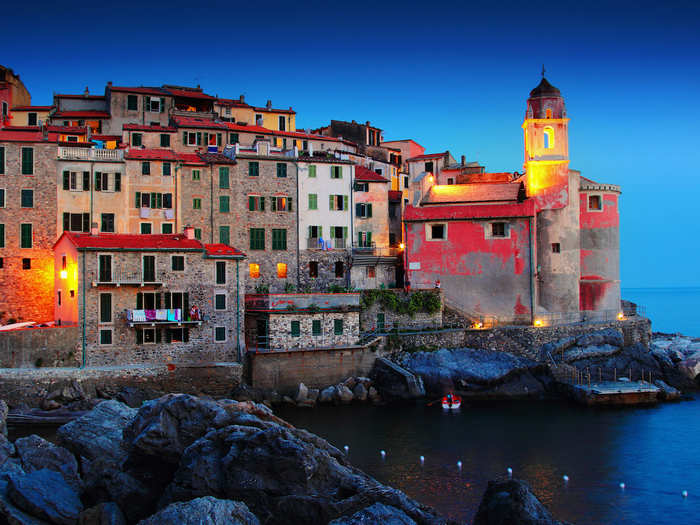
47,125,87,134
204,244,245,258
423,183,521,205
225,122,343,142
253,106,295,114
109,86,168,96
388,190,403,202
198,152,237,165
59,232,203,251
355,165,389,183
123,123,177,132
53,111,110,119
56,94,106,100
216,98,251,108
407,152,448,162
125,148,182,161
165,88,216,100
11,106,53,111
404,200,535,221
179,153,207,166
174,116,228,130
0,129,51,142
91,134,122,141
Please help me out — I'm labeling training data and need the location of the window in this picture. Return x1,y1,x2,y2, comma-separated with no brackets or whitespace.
356,203,372,218
172,255,185,271
101,213,115,233
309,261,318,278
20,224,32,248
334,319,343,335
279,116,286,131
27,113,37,126
354,182,369,192
57,290,61,306
115,173,121,192
162,162,171,176
367,266,376,278
219,226,230,245
0,224,4,248
22,258,31,270
139,328,156,344
588,195,602,211
335,261,344,278
447,178,455,185
194,228,202,240
0,146,4,173
219,167,229,188
271,196,292,212
94,172,109,192
255,113,262,123
552,243,561,253
142,255,156,282
132,133,143,147
215,293,226,310
21,148,33,175
291,320,300,337
329,194,348,210
308,165,316,178
428,223,446,240
272,229,287,250
249,161,259,177
248,195,265,211
403,176,409,189
249,263,260,278
192,169,200,181
219,196,230,213
142,162,150,175
357,231,372,248
193,198,202,210
216,261,226,284
276,163,287,178
277,263,288,279
312,320,321,336
100,329,113,345
215,326,226,342
250,228,265,250
160,134,170,148
491,222,508,238
331,166,342,179
100,293,112,323
127,95,138,111
147,97,163,113
98,255,112,282
63,213,89,233
140,222,152,234
0,189,3,208
543,126,554,149
308,193,318,210
229,132,239,144
161,223,173,234
185,131,201,146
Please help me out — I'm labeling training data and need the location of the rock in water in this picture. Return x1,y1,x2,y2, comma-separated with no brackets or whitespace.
7,469,83,525
319,387,336,404
473,478,572,525
294,383,309,403
0,400,8,436
335,385,354,404
14,435,82,494
137,497,259,525
56,400,137,462
352,383,368,402
78,502,126,525
329,502,416,524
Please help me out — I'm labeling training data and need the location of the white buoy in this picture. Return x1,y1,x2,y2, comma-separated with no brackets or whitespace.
507,467,513,477
563,475,569,482
343,445,349,454
457,461,462,470
380,450,386,459
420,455,425,465
682,490,688,498
619,482,625,490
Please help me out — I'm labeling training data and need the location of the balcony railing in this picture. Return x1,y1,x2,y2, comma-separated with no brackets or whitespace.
89,270,162,287
245,292,360,312
58,147,124,161
352,243,401,257
306,238,348,250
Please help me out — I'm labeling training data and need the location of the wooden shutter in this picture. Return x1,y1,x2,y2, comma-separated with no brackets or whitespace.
95,172,101,191
155,328,162,343
249,196,255,211
288,198,293,212
83,171,90,191
115,173,121,192
329,195,334,210
63,171,70,190
356,203,362,216
368,204,372,217
260,197,265,211
183,293,190,321
156,193,163,209
343,226,348,239
145,96,151,111
63,213,70,231
135,192,141,208
271,197,276,211
137,292,143,309
203,132,209,145
343,195,348,210
82,213,90,232
164,292,171,309
155,293,161,309
159,97,165,113
217,133,222,146
196,132,202,145
136,330,143,344
367,232,372,245
183,131,188,145
319,226,322,238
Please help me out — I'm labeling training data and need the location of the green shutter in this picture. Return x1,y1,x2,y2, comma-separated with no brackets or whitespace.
249,196,255,211
83,171,90,191
0,147,4,174
217,133,222,146
136,330,143,344
183,131,188,144
367,232,372,245
196,132,202,145
160,97,165,113
145,96,151,111
0,224,4,248
219,167,229,188
271,197,276,212
368,203,372,217
343,226,348,239
260,197,265,211
220,196,229,213
291,321,300,337
135,192,141,208
312,319,321,336
329,195,334,210
20,224,32,248
21,148,33,174
157,193,163,208
95,172,102,191
343,195,348,210
319,226,322,238
309,165,316,178
220,226,230,245
288,198,293,212
63,171,70,190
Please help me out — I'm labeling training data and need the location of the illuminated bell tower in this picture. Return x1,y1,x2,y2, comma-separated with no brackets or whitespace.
523,73,581,314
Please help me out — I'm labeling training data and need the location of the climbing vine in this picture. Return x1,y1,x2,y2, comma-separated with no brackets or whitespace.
361,290,441,317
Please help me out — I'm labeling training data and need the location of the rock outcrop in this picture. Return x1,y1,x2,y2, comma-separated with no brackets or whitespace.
371,357,426,400
137,496,259,525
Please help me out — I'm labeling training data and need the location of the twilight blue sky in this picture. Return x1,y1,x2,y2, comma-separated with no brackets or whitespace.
5,1,700,288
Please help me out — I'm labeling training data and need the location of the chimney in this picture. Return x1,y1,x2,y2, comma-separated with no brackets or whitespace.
266,99,272,109
184,225,195,239
461,155,465,167
239,94,245,103
107,81,112,88
90,222,99,236
84,86,90,97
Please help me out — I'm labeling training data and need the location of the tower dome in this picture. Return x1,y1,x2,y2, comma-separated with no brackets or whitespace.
526,75,566,119
529,77,561,98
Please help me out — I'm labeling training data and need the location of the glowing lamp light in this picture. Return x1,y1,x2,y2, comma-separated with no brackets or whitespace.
534,319,544,327
59,270,68,280
428,175,434,183
617,312,625,321
472,322,483,330
399,243,405,250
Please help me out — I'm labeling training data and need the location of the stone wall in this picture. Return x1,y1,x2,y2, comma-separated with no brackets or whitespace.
359,289,443,332
0,326,79,368
248,342,382,392
298,249,349,292
0,362,242,408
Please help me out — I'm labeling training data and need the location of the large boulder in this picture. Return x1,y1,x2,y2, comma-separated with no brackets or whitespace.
78,502,126,525
7,469,83,525
473,478,572,525
56,400,137,463
0,479,49,525
335,385,354,404
352,384,368,402
371,358,426,400
14,435,81,494
0,400,8,436
329,502,416,524
294,383,309,404
319,387,336,404
138,497,259,525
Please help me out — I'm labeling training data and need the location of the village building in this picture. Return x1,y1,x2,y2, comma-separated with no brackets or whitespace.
214,96,296,132
49,90,110,134
53,228,246,365
0,66,32,127
9,106,53,127
404,76,621,324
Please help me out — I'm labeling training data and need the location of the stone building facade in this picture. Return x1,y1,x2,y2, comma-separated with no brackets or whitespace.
53,229,246,365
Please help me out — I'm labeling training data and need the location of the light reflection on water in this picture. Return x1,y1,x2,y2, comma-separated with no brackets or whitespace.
278,397,700,524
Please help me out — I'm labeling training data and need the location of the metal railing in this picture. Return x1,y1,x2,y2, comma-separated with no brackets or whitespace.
89,270,162,285
351,243,401,258
306,238,348,250
58,147,124,161
245,292,360,312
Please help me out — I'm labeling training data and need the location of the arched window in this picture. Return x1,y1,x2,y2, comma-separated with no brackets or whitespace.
543,126,554,149
546,108,552,118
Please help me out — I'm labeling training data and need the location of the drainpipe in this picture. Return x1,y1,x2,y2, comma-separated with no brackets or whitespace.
236,259,241,361
293,159,300,289
174,162,180,232
89,161,94,228
81,252,86,368
209,163,214,243
528,216,535,324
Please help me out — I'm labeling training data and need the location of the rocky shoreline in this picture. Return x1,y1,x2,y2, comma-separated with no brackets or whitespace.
0,394,570,525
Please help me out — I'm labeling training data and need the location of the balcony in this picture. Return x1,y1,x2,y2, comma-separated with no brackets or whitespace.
125,308,204,327
351,243,402,257
306,237,347,250
58,147,124,162
89,270,162,287
245,292,360,312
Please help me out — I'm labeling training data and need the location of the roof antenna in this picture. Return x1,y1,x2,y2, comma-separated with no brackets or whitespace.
541,64,546,78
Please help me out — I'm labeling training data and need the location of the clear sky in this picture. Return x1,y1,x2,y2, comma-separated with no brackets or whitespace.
5,0,700,288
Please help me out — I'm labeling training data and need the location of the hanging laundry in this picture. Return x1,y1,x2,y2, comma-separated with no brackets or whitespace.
145,310,156,321
132,310,147,322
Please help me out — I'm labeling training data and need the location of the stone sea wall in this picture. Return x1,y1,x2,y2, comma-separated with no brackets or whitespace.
0,326,79,368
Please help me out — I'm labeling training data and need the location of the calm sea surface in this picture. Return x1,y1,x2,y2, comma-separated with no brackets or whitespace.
279,288,700,524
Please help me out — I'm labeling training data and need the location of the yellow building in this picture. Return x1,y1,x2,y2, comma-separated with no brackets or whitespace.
9,105,52,126
214,96,296,132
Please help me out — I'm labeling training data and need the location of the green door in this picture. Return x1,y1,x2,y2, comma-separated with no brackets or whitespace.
377,313,385,332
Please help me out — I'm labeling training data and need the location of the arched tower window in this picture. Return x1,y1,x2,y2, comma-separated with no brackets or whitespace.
546,108,552,118
543,126,554,149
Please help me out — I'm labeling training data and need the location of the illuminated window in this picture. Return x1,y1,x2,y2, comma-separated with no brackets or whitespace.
588,195,602,211
249,263,260,278
277,263,288,279
546,108,552,118
367,266,376,278
543,127,554,149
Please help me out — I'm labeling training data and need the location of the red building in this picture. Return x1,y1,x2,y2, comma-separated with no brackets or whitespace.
404,76,621,325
